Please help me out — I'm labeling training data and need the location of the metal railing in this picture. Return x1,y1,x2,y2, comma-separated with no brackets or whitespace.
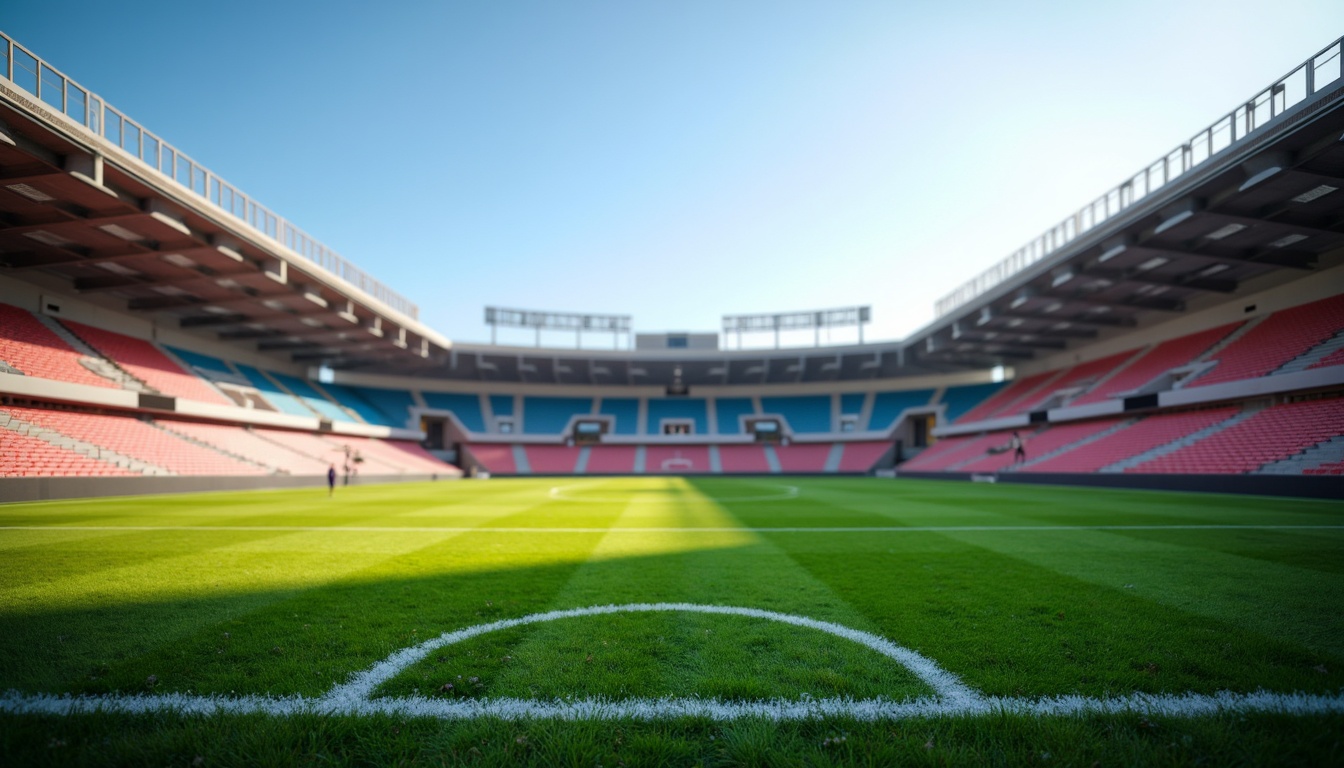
0,31,419,320
934,36,1344,319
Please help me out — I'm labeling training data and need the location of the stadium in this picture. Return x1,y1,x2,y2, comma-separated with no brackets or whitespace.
2,14,1343,767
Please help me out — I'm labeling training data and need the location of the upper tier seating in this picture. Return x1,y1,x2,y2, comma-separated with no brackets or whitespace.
1069,323,1242,405
938,382,1004,424
585,445,637,473
1191,295,1344,388
525,445,582,473
163,346,250,388
718,444,772,473
465,443,517,474
0,304,119,389
867,389,935,431
956,420,1122,473
1129,399,1344,474
9,407,265,475
234,365,312,417
761,396,831,433
321,384,416,428
523,397,593,434
774,443,832,472
160,421,330,475
269,373,351,422
646,399,708,435
598,399,639,435
422,392,486,432
61,321,232,405
0,412,131,476
953,371,1062,424
715,398,755,434
1023,407,1239,474
838,441,892,472
1013,351,1142,413
644,445,711,473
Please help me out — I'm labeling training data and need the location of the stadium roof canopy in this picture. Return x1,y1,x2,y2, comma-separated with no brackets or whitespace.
2,33,1343,386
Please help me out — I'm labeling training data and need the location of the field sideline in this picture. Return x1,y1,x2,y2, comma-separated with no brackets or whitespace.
1,477,1341,765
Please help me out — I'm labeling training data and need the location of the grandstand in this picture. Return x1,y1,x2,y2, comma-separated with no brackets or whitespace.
0,31,1342,500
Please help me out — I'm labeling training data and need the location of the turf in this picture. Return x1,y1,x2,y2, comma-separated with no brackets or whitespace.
1,476,1341,765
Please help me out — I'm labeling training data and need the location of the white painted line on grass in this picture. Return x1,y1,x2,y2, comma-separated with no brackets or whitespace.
6,690,1343,720
548,485,801,503
2,524,1342,534
3,603,1341,721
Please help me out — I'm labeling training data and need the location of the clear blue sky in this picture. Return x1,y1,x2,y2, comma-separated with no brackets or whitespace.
5,2,1343,348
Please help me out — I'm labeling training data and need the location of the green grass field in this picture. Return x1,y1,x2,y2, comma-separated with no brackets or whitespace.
1,476,1341,766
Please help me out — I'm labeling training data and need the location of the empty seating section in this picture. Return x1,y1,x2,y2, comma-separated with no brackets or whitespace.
840,393,865,417
1025,408,1239,473
490,395,515,419
1072,323,1241,405
327,384,416,428
163,346,249,387
718,444,771,473
774,443,831,472
422,392,486,432
959,420,1121,473
465,443,517,474
1130,399,1344,474
715,398,754,434
761,396,831,433
938,382,1004,424
1305,458,1344,475
61,321,231,404
901,432,1011,471
161,421,329,475
269,373,351,422
867,389,934,431
1014,351,1141,413
8,406,264,475
235,365,312,417
526,445,581,473
0,304,118,389
321,384,393,426
253,428,347,466
0,415,130,476
330,435,447,474
598,399,638,435
646,399,708,435
645,445,710,473
1193,296,1344,387
586,445,637,473
953,371,1059,423
523,397,593,434
1310,347,1344,370
837,441,891,472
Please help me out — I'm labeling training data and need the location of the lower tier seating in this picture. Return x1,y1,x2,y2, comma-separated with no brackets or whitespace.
1128,399,1344,474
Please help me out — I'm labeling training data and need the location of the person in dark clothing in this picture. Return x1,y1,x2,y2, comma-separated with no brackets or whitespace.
1010,431,1026,466
327,464,337,496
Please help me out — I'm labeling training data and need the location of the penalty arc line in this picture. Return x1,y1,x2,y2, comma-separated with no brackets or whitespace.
3,603,1342,721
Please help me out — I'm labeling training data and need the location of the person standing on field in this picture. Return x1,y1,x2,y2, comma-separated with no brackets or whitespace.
327,464,337,496
1010,431,1026,466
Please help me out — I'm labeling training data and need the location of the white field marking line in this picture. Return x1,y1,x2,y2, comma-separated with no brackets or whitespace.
547,485,800,503
6,690,1344,720
3,602,1342,721
2,524,1343,534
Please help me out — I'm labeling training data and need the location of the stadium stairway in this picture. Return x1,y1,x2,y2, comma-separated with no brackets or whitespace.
1013,419,1136,471
34,313,149,392
1106,406,1261,472
1275,329,1344,375
1258,434,1344,475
